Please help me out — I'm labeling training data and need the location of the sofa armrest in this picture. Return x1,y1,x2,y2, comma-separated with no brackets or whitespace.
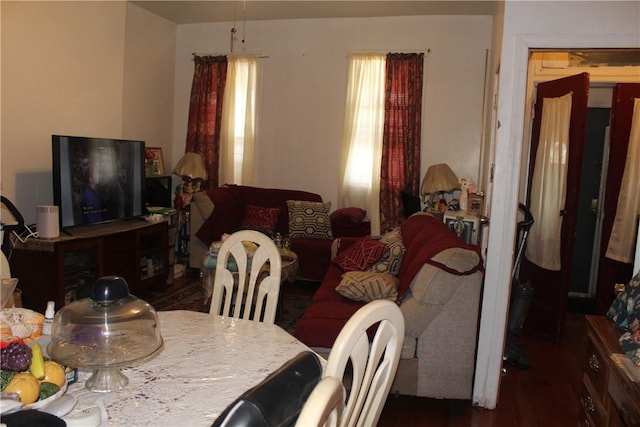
190,192,215,233
400,267,483,399
189,192,215,269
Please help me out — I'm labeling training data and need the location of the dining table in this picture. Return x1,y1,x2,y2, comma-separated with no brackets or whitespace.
62,310,320,426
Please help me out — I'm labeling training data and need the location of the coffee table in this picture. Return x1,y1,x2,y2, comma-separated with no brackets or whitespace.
201,249,298,303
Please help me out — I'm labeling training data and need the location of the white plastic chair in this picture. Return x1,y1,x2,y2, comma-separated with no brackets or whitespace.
209,230,282,323
296,376,345,427
324,299,405,427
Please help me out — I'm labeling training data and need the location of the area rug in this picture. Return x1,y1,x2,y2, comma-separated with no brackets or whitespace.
142,279,312,335
142,279,209,313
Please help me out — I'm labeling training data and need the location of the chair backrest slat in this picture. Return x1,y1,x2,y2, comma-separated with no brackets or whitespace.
210,230,282,323
324,300,405,427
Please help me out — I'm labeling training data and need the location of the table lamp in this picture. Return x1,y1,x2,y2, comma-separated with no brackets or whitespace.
173,152,207,208
420,163,459,213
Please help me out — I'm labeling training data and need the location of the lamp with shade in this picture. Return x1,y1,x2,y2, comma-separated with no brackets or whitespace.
173,152,207,209
420,163,459,214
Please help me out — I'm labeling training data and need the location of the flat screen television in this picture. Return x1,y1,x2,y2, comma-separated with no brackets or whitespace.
52,135,146,229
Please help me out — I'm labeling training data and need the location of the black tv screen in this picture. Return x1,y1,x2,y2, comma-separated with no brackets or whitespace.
52,135,146,229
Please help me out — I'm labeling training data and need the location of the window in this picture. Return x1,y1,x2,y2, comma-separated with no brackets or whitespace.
221,55,258,185
339,54,386,234
340,53,424,234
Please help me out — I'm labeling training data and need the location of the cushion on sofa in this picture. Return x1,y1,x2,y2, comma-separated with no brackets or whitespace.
332,237,388,271
241,204,281,234
287,200,333,239
330,207,366,226
330,207,370,238
368,227,405,276
336,271,399,302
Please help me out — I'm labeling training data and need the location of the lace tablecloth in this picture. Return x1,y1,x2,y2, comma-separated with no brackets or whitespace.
65,310,317,426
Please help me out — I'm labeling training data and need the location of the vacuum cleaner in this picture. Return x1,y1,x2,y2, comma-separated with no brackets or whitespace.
504,203,534,370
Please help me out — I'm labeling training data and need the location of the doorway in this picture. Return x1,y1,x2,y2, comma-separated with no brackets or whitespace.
569,85,613,300
520,50,640,340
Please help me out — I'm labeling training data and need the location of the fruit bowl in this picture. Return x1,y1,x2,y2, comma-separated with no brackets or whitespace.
0,339,68,416
23,378,68,411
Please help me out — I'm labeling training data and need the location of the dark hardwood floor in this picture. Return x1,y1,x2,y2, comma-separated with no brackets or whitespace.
377,314,587,426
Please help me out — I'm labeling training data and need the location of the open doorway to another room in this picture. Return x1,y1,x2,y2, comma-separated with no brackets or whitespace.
518,49,640,341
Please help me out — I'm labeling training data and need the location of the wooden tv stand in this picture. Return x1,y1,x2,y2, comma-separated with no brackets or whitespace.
9,219,168,312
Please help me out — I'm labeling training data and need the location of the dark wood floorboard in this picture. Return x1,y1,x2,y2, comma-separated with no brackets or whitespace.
377,313,587,426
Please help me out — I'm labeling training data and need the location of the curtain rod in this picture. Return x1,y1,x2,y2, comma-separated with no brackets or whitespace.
192,52,269,59
347,49,430,57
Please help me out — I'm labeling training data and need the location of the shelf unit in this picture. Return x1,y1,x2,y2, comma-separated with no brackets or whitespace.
9,219,168,312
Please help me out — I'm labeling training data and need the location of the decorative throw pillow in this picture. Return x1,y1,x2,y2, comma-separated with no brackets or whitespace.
336,271,399,302
241,205,281,232
368,227,406,276
287,200,333,239
330,207,367,226
333,237,388,272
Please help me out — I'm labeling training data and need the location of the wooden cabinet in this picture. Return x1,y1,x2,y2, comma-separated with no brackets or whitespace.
9,220,168,312
608,357,640,426
580,315,640,427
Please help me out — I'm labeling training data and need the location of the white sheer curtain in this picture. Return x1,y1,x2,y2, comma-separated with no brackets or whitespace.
338,54,386,236
606,98,640,263
525,93,573,271
220,55,258,185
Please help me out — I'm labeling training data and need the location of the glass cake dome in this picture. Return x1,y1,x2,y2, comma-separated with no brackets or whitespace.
48,276,163,392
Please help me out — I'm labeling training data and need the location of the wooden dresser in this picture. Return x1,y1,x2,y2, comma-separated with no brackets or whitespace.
580,315,640,427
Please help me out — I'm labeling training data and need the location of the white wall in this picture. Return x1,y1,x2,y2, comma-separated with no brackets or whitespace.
0,1,176,224
173,15,493,207
122,4,177,158
475,0,640,409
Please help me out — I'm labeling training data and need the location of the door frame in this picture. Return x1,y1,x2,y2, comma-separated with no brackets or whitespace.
473,34,639,409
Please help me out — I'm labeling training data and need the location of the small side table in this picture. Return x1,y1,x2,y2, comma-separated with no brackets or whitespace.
280,252,299,284
201,249,298,303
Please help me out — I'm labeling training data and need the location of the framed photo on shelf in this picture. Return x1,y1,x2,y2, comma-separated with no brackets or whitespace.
468,193,484,216
145,147,165,176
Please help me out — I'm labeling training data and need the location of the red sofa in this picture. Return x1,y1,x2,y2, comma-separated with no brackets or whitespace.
189,184,370,281
294,213,485,400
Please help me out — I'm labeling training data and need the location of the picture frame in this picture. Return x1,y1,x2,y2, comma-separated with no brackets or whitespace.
145,147,165,176
468,193,484,216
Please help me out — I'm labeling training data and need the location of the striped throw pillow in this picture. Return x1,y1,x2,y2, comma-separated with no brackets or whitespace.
336,271,399,302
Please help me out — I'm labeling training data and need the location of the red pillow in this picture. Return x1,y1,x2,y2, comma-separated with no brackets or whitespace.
333,237,388,272
330,207,367,226
241,205,281,231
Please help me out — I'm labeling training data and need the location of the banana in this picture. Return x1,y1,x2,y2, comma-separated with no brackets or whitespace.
29,343,45,380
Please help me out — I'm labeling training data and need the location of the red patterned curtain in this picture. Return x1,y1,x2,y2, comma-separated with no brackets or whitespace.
379,53,424,231
185,56,228,189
